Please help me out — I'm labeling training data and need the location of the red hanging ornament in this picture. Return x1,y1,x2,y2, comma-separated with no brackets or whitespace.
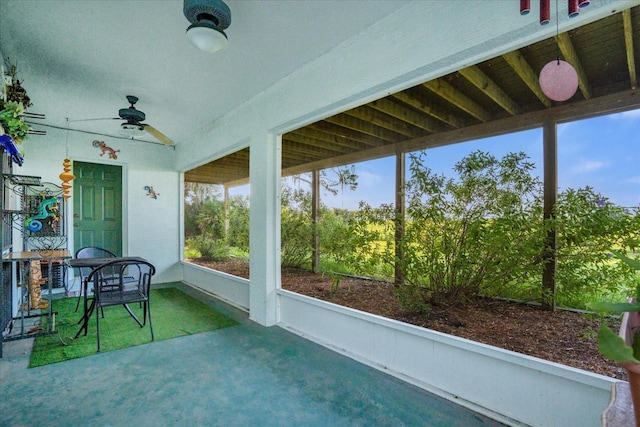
540,0,550,25
568,0,579,17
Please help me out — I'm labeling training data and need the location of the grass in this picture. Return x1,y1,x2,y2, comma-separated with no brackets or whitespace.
29,287,238,367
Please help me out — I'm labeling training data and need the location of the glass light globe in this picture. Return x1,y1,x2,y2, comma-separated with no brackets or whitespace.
186,23,228,53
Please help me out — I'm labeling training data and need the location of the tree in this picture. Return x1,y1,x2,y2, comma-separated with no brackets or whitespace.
227,195,250,251
185,182,223,237
290,165,358,197
196,199,226,240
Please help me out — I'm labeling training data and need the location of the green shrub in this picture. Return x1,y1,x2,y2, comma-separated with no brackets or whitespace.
393,150,546,307
553,189,640,308
280,186,312,267
227,195,250,251
187,236,229,261
196,200,226,240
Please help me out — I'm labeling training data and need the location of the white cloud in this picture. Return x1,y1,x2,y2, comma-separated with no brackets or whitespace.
625,176,640,184
358,170,384,188
609,109,640,120
569,159,606,174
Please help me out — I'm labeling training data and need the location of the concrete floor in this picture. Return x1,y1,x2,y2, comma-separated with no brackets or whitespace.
1,284,505,426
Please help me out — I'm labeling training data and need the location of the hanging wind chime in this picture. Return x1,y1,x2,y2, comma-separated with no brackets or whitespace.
59,158,75,199
521,0,589,102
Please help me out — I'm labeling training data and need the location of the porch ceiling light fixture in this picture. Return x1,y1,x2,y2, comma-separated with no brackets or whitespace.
120,122,146,139
522,0,590,102
183,0,231,53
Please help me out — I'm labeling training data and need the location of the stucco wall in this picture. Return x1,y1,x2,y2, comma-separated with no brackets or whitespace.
18,126,181,284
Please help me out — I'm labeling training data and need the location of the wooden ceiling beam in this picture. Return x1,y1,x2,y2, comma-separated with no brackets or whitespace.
423,78,492,122
391,91,465,128
188,166,247,178
294,127,372,151
502,50,553,108
185,170,248,185
186,169,246,179
623,8,638,89
367,97,445,133
309,122,386,148
555,32,592,99
283,136,347,158
345,106,425,139
458,65,521,116
281,147,322,163
324,115,402,144
192,158,248,170
285,133,352,155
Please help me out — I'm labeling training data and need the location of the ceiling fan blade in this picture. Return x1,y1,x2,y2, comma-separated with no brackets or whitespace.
67,117,120,123
143,124,174,145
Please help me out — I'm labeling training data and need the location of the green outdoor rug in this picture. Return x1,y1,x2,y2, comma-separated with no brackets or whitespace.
29,287,238,367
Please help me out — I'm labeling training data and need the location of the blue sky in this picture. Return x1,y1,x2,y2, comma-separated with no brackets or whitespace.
228,109,639,211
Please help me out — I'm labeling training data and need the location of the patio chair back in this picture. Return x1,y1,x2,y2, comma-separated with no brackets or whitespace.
73,247,117,312
87,258,156,352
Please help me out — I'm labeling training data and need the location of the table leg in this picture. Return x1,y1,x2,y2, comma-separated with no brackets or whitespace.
75,278,94,338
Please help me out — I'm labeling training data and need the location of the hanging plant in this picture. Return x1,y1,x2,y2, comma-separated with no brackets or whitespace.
0,62,32,165
0,101,29,143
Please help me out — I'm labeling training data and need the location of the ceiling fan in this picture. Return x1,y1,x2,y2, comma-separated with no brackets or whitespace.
71,95,174,145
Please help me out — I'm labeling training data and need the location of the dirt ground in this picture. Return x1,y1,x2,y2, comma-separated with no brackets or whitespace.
188,257,626,380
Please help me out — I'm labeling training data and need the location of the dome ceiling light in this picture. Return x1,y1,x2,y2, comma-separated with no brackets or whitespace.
183,0,232,53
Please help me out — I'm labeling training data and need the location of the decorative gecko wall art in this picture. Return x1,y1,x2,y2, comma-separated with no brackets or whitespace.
92,140,120,159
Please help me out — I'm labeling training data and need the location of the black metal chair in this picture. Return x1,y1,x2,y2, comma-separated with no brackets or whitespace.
74,247,117,313
86,258,156,352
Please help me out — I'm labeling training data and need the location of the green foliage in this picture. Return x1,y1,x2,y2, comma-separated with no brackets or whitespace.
227,195,250,251
0,101,29,142
588,252,640,363
313,199,397,279
184,245,201,259
196,200,226,239
553,189,640,307
396,150,546,307
321,166,358,196
597,324,640,363
328,272,341,297
184,202,200,238
341,150,638,311
183,182,249,262
184,183,223,238
280,185,312,268
186,236,229,261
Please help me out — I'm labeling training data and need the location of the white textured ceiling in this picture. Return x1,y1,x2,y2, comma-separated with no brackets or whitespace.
0,0,409,146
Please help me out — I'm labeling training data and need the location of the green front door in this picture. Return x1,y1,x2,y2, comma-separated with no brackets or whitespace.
73,161,122,255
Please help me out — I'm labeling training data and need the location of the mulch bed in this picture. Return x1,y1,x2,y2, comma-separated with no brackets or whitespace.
188,257,626,380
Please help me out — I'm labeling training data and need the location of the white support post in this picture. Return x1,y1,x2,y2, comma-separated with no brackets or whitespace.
249,133,281,326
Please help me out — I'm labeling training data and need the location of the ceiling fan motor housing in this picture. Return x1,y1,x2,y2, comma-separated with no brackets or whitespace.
119,95,146,123
183,0,231,29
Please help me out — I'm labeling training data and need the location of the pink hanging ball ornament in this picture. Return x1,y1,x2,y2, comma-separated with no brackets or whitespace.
539,59,579,102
